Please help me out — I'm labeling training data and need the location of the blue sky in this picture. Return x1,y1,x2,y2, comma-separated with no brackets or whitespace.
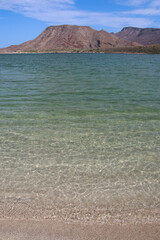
0,0,160,48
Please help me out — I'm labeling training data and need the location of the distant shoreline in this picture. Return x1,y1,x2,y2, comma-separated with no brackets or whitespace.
0,52,159,55
1,45,160,54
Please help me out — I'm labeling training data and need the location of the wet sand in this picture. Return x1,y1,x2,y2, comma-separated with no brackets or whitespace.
0,203,160,239
0,219,160,240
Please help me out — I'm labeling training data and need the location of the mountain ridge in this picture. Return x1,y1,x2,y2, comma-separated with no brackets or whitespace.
0,25,139,53
116,27,160,45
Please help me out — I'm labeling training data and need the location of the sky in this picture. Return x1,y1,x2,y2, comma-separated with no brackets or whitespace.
0,0,160,48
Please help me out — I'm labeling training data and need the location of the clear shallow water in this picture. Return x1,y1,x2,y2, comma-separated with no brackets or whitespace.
0,53,160,222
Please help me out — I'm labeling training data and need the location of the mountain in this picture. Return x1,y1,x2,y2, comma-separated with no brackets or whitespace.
116,27,160,45
0,25,138,52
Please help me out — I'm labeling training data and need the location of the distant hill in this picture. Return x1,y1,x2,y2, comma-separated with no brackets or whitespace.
0,25,138,53
116,27,160,45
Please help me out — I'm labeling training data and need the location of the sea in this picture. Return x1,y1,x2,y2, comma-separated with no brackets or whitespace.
0,53,160,223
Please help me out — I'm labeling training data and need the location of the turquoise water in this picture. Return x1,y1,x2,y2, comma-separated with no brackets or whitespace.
0,53,160,222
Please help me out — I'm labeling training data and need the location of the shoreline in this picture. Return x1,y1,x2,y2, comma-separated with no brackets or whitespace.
1,201,160,224
0,44,160,54
0,51,158,55
0,219,160,240
0,201,160,240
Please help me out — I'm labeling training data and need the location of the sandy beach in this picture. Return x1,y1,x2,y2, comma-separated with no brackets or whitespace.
0,219,160,240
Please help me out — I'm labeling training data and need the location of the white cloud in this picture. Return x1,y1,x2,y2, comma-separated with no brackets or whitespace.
151,0,160,7
0,0,74,12
118,0,150,7
124,8,160,15
121,0,160,16
0,0,158,31
118,0,160,8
